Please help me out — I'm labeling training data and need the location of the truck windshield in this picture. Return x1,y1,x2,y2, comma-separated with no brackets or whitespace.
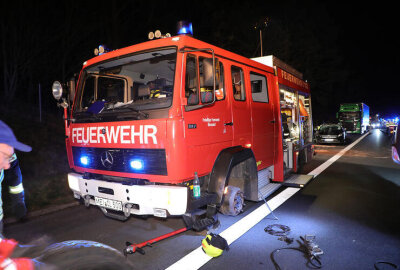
339,112,360,120
74,48,176,118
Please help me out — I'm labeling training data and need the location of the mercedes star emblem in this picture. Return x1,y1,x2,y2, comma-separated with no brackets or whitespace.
100,151,114,169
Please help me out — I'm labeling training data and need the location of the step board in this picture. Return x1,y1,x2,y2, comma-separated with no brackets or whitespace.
283,174,314,188
258,183,282,200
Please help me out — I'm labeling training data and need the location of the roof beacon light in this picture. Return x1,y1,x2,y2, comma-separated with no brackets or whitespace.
94,44,110,56
177,21,193,35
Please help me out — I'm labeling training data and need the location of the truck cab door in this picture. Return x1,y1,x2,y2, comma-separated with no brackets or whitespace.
248,71,275,168
183,54,233,174
230,65,252,147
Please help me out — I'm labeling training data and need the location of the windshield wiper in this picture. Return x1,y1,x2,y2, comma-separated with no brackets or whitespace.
102,102,149,119
73,111,104,123
122,106,149,119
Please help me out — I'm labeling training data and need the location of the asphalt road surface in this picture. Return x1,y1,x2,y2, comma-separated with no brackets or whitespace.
4,129,400,269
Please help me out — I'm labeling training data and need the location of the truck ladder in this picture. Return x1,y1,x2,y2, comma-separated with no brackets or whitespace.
257,168,282,200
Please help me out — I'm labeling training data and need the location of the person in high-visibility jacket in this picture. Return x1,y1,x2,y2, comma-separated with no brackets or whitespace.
0,120,31,234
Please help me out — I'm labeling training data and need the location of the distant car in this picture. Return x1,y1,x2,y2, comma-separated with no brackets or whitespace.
392,123,400,164
315,124,346,144
371,121,382,129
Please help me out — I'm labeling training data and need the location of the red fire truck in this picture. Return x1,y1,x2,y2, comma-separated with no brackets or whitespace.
52,30,314,220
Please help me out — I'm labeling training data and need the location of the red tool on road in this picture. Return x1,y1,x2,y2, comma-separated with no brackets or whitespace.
124,227,189,255
124,210,218,255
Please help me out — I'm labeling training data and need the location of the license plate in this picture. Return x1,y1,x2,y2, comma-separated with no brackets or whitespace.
325,139,334,142
95,197,122,211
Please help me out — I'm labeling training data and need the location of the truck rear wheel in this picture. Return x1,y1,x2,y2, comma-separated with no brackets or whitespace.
219,186,244,216
37,240,133,270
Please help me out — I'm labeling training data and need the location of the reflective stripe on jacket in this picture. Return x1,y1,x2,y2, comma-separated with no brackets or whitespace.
0,154,25,221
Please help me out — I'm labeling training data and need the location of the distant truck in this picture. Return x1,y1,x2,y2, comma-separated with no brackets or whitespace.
337,103,370,134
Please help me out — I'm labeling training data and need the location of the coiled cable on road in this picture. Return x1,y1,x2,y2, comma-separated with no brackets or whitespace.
268,234,323,269
270,246,322,270
264,224,290,237
264,224,293,244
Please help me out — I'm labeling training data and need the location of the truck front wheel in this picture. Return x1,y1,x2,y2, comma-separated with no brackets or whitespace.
219,186,244,216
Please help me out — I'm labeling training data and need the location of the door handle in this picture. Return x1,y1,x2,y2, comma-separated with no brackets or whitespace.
270,120,276,123
224,122,233,126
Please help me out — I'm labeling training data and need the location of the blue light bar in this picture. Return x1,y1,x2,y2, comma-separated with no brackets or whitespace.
177,21,193,35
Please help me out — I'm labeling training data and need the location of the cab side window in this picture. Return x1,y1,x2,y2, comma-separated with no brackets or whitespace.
215,60,225,101
185,55,199,105
97,77,125,103
231,66,245,101
250,72,269,103
199,57,225,103
199,57,214,104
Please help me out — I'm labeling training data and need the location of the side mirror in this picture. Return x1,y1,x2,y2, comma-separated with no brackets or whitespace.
68,77,76,103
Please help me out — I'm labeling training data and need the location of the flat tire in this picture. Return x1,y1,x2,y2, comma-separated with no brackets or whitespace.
219,186,244,216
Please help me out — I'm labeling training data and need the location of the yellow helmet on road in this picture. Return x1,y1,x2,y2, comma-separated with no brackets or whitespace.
201,233,229,257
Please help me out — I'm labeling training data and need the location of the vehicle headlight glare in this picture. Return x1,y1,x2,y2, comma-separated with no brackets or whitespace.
130,160,143,170
80,156,89,166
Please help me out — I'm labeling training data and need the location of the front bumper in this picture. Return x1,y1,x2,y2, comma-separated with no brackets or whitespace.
68,173,188,217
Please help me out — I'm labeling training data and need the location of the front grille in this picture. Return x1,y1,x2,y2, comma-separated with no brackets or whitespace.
342,122,355,131
72,147,167,175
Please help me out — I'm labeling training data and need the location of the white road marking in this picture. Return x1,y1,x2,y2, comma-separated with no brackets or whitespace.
167,132,369,270
308,132,370,177
166,188,300,270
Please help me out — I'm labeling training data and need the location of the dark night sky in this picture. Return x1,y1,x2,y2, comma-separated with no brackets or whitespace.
0,0,398,122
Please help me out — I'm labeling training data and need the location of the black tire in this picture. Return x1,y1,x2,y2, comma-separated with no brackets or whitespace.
219,186,244,216
36,240,133,270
